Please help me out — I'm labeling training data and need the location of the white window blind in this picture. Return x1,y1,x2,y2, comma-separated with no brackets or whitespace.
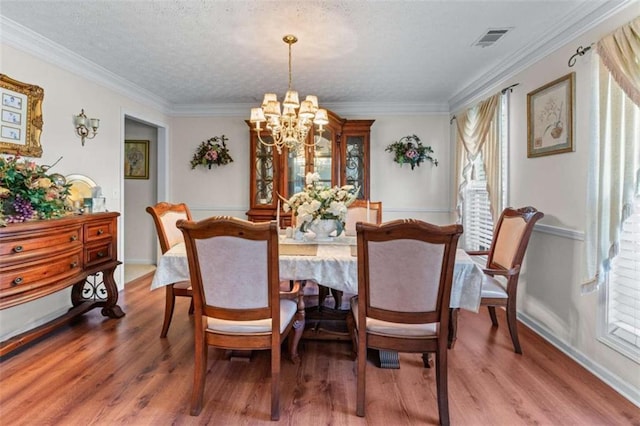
608,197,640,350
463,160,494,252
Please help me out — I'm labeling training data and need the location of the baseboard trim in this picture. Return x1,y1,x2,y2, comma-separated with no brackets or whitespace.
518,312,640,408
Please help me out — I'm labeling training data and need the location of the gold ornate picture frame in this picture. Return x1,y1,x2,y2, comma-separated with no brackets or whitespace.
527,72,575,158
0,74,44,157
124,140,150,179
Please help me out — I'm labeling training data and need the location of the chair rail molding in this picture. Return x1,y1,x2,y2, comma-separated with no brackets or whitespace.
534,223,584,241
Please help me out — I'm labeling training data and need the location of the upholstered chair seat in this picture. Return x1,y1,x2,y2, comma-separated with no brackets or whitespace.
351,300,438,337
479,275,508,299
206,299,298,335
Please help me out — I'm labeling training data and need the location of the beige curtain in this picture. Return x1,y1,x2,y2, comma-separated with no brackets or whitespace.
455,93,501,221
596,16,640,107
584,17,640,291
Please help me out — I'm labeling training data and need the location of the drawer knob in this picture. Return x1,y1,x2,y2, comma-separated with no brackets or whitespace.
13,245,23,253
70,235,78,241
70,261,78,268
97,229,105,235
12,277,23,286
97,251,105,258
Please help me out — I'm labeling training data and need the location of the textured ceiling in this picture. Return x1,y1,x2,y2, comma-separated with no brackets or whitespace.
0,1,632,112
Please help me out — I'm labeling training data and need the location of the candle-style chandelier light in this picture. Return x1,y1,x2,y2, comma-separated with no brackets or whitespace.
250,34,328,154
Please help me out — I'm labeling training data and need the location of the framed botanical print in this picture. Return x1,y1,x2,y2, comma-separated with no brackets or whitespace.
124,140,149,179
527,72,575,158
0,74,44,157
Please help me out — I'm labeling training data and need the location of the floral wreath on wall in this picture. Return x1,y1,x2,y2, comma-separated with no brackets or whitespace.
0,156,70,226
385,134,438,170
190,135,234,169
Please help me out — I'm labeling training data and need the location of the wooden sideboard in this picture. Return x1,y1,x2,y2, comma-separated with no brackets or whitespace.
0,212,124,357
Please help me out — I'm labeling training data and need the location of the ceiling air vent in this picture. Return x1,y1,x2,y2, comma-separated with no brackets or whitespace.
473,28,511,47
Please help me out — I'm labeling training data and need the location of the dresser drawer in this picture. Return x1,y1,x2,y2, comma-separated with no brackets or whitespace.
0,249,82,295
84,219,115,243
0,225,82,263
84,241,114,267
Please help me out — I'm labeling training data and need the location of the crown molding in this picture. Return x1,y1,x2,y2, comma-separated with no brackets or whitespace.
448,0,633,112
1,17,171,114
170,101,449,117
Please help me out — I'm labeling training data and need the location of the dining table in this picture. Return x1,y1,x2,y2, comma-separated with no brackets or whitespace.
150,234,485,367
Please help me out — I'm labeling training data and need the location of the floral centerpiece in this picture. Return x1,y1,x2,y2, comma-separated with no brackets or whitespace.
0,156,70,226
190,135,234,169
281,172,358,236
385,134,438,170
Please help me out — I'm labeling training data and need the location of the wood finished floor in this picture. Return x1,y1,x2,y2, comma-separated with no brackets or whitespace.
0,275,638,425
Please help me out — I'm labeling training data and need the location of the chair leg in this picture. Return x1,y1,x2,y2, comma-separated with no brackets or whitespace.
288,310,305,364
318,285,329,308
190,326,208,416
188,297,194,315
271,340,281,420
422,353,432,368
331,289,343,310
356,328,367,417
487,306,498,326
346,309,357,360
506,300,522,354
447,308,459,349
435,348,450,426
161,285,176,338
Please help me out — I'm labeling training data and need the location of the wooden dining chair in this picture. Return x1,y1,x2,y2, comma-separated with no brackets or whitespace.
466,206,544,354
146,202,193,338
350,219,462,425
177,216,304,420
344,199,383,236
318,200,383,310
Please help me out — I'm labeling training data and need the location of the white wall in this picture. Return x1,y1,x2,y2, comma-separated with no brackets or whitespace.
124,119,157,264
168,113,452,224
0,43,169,342
455,5,639,404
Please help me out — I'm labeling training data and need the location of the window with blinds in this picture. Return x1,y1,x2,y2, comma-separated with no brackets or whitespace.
462,158,494,252
607,197,640,351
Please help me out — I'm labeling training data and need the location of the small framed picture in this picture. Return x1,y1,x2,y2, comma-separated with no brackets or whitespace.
0,74,44,157
527,72,575,158
124,140,149,179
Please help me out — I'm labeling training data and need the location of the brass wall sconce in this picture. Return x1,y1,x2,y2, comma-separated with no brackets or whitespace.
74,109,100,146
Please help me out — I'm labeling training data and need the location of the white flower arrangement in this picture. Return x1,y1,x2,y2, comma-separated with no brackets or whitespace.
281,172,358,234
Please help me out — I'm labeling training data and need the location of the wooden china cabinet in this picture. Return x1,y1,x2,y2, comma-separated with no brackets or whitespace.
246,110,374,227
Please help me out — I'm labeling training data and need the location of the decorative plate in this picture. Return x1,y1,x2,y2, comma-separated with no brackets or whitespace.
65,174,97,204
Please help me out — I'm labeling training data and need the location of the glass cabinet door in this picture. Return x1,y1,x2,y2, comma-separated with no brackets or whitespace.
286,145,307,197
313,131,333,187
254,136,275,205
286,128,334,196
345,135,365,199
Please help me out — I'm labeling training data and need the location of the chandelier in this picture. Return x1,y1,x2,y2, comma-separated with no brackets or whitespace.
250,34,329,154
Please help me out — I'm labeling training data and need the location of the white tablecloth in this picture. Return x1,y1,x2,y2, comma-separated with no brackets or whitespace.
150,237,483,312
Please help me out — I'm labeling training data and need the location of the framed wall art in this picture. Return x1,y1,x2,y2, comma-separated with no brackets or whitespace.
124,140,149,179
0,74,44,157
527,72,575,158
